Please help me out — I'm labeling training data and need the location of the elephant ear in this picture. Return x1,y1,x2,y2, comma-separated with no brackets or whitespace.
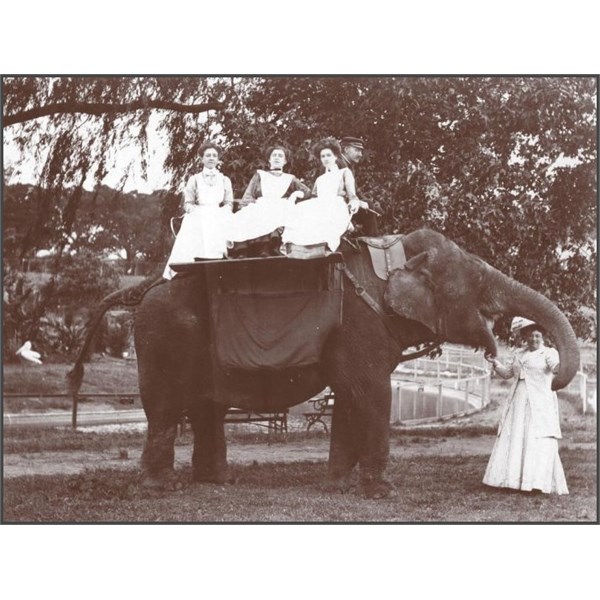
384,250,439,334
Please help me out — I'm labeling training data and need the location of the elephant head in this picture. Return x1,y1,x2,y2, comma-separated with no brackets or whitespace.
384,230,579,390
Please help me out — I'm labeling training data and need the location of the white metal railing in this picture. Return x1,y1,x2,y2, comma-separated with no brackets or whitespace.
390,345,491,424
564,363,597,414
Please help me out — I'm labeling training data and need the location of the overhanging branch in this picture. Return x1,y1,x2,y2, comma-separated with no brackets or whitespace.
3,99,225,127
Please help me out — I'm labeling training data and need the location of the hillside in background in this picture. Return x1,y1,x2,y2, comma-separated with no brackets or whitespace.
3,183,172,268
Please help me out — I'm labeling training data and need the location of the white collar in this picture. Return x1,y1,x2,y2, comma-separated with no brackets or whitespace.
202,167,218,175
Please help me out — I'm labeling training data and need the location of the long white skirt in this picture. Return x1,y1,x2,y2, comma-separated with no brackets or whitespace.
227,197,291,243
163,205,231,279
281,195,351,252
483,381,569,494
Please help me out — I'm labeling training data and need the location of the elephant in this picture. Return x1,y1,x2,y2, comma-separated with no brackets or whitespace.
68,229,579,498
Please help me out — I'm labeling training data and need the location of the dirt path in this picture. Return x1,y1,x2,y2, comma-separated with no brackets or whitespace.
5,399,595,480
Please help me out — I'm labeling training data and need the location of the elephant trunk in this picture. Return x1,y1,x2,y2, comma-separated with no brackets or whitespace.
493,270,580,390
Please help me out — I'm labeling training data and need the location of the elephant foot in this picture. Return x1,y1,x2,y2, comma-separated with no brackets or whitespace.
140,470,184,492
360,478,397,500
323,472,358,494
193,467,233,485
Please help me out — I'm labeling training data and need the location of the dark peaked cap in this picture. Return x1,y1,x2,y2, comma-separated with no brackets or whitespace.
340,137,365,149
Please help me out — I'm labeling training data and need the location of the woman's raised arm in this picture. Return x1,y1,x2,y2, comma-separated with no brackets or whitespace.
491,358,515,380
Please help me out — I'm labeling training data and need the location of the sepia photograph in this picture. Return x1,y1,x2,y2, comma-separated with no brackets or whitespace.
2,75,597,524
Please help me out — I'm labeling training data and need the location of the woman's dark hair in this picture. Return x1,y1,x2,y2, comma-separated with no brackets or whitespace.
312,137,342,159
199,141,223,158
265,144,292,167
520,324,546,337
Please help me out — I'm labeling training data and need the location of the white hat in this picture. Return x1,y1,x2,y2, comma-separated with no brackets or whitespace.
511,316,536,333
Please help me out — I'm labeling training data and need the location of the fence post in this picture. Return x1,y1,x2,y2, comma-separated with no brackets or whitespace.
414,386,421,420
436,383,443,418
581,372,588,414
398,385,403,421
479,377,484,409
391,383,399,423
71,392,78,429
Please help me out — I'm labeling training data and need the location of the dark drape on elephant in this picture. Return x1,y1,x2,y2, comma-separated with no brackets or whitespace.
203,256,343,371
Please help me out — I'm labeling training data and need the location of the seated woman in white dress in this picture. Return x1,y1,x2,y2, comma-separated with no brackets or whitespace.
281,137,367,253
227,145,310,255
483,318,569,495
163,142,233,279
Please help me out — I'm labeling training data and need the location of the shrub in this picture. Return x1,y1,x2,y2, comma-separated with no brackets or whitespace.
52,250,121,311
40,311,87,357
3,267,50,361
99,311,133,358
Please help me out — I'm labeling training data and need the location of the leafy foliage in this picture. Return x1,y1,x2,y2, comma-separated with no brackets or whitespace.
98,311,133,358
4,183,172,269
40,312,87,357
51,250,122,310
3,268,51,359
214,77,597,338
3,77,227,259
4,76,597,338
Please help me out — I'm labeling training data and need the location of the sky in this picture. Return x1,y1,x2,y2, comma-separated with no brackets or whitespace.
4,111,172,194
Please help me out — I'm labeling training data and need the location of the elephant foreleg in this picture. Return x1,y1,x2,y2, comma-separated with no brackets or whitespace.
328,379,395,499
355,380,395,499
190,402,229,484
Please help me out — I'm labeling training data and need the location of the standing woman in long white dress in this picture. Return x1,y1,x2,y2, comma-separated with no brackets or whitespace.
483,318,569,494
281,138,367,252
163,142,233,279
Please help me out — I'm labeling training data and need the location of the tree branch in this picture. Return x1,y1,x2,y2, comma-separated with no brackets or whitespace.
3,99,225,127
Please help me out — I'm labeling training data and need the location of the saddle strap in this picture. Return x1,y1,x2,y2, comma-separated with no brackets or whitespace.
342,265,440,361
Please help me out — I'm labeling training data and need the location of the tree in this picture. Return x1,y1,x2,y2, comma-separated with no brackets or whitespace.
3,76,229,260
4,76,596,338
52,250,122,311
212,76,597,338
70,186,165,272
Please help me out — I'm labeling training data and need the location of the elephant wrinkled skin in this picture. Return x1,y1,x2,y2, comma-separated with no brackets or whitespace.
68,229,579,498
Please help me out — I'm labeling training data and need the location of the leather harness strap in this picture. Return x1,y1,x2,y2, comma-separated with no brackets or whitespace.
342,265,390,322
342,265,441,361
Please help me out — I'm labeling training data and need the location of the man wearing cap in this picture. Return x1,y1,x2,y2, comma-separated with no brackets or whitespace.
337,136,365,172
337,136,380,236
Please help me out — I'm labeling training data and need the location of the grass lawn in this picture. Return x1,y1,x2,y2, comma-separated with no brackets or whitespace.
3,406,596,523
3,356,596,523
3,356,140,412
3,448,595,523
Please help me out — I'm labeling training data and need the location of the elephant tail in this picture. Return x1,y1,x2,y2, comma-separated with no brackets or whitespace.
66,276,166,395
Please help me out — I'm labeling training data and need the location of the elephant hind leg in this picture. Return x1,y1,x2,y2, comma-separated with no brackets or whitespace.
189,402,230,484
140,418,181,489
